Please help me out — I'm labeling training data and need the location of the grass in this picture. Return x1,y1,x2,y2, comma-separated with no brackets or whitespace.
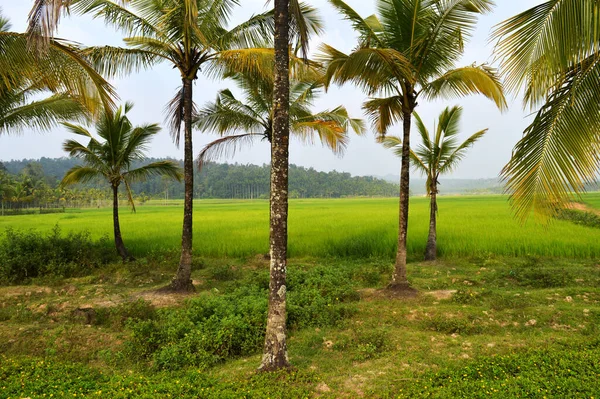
1,256,599,398
2,195,600,397
2,195,600,259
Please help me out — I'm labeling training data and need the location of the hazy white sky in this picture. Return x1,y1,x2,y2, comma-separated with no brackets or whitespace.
0,0,542,178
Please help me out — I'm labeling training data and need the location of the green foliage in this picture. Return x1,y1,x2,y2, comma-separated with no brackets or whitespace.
502,261,574,289
402,343,600,398
423,314,484,336
353,329,389,361
0,225,114,284
125,267,359,370
0,356,315,398
94,299,157,330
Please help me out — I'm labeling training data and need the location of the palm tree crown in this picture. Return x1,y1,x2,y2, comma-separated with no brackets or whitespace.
61,102,181,204
195,57,365,167
384,106,488,196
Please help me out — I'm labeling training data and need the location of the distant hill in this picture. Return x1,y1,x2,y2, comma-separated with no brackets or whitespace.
1,158,399,199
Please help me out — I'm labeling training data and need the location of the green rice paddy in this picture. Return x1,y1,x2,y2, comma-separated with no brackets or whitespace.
2,194,600,259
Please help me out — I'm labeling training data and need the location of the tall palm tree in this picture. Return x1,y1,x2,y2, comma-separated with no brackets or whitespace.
492,1,600,220
259,0,292,372
44,0,321,292
319,0,506,292
0,11,114,133
61,103,182,260
382,106,487,261
195,61,365,166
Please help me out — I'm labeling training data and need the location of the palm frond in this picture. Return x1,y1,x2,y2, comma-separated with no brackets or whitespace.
165,85,197,147
491,0,600,104
61,165,104,186
420,64,507,111
0,94,88,134
439,129,488,174
318,44,413,95
125,160,183,183
82,45,161,78
328,0,383,47
195,89,265,135
197,133,261,170
501,55,600,221
362,96,404,136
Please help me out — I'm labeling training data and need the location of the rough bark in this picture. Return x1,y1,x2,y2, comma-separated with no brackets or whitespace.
259,0,291,372
424,188,437,261
112,184,131,261
170,78,195,292
389,107,415,293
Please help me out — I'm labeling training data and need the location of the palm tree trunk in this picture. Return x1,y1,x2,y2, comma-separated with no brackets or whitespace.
389,109,414,292
424,189,437,261
259,0,291,372
171,78,195,292
112,185,130,261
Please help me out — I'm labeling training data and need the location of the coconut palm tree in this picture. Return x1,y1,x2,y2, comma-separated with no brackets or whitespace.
318,0,506,292
259,0,293,372
0,11,114,133
195,62,365,167
40,0,322,292
61,103,182,260
382,106,487,261
492,1,600,220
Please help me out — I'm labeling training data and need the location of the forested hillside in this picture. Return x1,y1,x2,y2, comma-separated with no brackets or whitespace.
0,158,399,200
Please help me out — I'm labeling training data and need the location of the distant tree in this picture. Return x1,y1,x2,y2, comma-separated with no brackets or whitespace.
383,106,487,260
492,1,600,220
61,103,182,260
319,0,506,292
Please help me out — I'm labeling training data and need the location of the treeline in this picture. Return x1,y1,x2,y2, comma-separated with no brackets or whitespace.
0,158,399,202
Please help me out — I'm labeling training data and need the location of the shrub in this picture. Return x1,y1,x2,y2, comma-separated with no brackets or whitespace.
0,225,115,284
94,299,157,330
125,266,359,370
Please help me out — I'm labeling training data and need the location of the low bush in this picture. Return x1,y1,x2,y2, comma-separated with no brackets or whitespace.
125,266,359,370
0,225,115,284
94,299,157,330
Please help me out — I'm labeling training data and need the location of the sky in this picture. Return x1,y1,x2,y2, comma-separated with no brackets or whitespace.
0,0,543,179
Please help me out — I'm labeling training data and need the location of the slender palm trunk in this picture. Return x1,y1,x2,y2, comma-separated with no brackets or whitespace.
171,78,195,292
390,109,413,290
424,188,437,261
259,0,291,372
112,185,130,261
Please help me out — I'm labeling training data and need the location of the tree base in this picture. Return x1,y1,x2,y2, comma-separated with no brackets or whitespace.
157,279,195,294
385,281,419,298
257,362,294,373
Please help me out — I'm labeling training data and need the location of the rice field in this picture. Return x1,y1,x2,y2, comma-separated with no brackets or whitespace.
2,194,600,259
